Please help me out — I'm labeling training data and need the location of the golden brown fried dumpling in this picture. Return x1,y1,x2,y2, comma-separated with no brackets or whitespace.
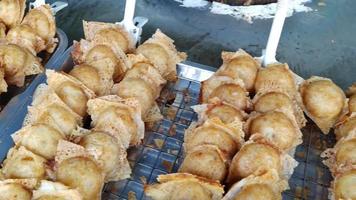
24,84,83,137
331,169,356,200
87,95,145,148
144,173,224,200
0,0,26,28
125,54,166,98
322,131,356,175
46,70,96,117
216,49,260,92
346,83,356,113
253,90,306,128
179,145,228,182
0,67,7,94
192,98,246,124
32,180,82,200
0,23,5,38
334,115,356,140
300,76,347,134
6,24,47,55
22,5,57,53
136,29,187,81
0,44,43,87
83,20,135,53
72,39,130,82
245,111,302,152
12,124,64,160
226,141,297,185
0,179,38,200
184,117,244,158
69,64,101,95
79,131,131,182
55,140,104,200
222,169,287,200
254,63,297,97
2,146,47,179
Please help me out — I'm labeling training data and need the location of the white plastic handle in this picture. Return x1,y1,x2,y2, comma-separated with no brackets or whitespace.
123,0,136,28
29,0,45,9
263,0,289,66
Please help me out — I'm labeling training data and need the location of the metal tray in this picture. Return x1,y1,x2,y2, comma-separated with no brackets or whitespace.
0,46,335,200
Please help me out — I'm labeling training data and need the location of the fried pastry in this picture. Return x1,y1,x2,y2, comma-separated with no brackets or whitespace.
32,180,82,200
87,95,145,148
55,140,104,200
179,145,229,182
300,76,347,134
0,178,38,200
136,29,187,81
72,39,130,82
12,124,64,160
0,23,6,38
245,111,302,152
216,49,260,92
22,4,57,53
331,169,356,200
46,70,96,117
0,0,26,28
254,63,298,97
6,24,47,55
83,20,135,53
79,130,131,182
144,173,224,200
346,83,356,113
24,84,83,137
0,67,8,94
222,169,288,200
322,131,356,176
184,117,244,158
0,43,43,87
334,114,356,140
226,141,297,185
2,146,47,179
125,54,166,98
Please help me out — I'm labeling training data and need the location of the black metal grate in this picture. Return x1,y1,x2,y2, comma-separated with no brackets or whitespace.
101,77,335,200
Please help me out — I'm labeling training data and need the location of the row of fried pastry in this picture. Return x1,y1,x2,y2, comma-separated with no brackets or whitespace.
0,21,186,200
145,49,302,200
321,84,356,200
0,2,58,94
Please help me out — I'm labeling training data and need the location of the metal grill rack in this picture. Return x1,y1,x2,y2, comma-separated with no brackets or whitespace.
101,62,335,200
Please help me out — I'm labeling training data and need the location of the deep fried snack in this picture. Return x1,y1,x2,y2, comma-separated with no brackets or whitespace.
136,29,187,81
83,20,135,53
0,178,38,200
87,95,144,148
334,115,356,140
2,146,47,179
72,39,130,82
79,131,131,182
184,117,244,158
179,145,229,182
0,23,6,38
216,49,260,92
32,180,82,200
346,83,356,113
244,111,302,152
22,4,57,53
300,76,347,134
0,67,8,94
0,43,43,87
55,140,104,200
12,124,64,160
0,0,26,28
144,173,224,200
331,169,356,200
226,141,297,185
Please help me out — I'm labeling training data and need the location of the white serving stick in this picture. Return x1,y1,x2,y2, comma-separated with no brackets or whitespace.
118,0,148,46
260,0,304,83
29,0,68,15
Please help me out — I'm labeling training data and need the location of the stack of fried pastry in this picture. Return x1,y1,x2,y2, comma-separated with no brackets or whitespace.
0,20,186,199
320,83,356,200
0,2,58,94
145,49,302,200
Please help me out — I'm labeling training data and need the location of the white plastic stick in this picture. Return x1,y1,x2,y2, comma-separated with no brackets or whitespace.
263,0,289,66
122,0,136,29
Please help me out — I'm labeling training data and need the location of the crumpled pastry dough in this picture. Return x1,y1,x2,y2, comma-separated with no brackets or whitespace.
0,178,38,200
83,20,135,53
0,0,26,28
136,29,187,81
0,23,6,39
346,83,356,113
330,169,356,200
216,49,260,92
32,180,82,200
300,76,347,134
144,173,224,200
334,114,356,140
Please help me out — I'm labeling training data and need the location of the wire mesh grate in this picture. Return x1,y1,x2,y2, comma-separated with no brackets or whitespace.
102,76,335,200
